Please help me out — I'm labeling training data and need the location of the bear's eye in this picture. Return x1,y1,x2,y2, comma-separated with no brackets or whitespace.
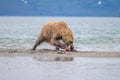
69,41,73,44
56,35,62,40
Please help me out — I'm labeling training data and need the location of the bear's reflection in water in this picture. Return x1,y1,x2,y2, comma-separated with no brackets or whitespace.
33,56,74,61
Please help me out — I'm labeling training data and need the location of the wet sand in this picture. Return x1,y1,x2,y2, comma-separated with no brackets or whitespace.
0,48,120,57
0,48,120,80
0,56,120,80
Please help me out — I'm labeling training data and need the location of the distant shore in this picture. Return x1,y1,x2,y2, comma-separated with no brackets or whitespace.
0,48,120,57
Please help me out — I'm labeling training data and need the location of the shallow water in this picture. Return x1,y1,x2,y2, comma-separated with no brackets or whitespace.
0,57,120,80
0,17,120,51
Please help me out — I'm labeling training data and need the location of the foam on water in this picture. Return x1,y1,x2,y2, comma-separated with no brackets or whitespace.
0,17,120,51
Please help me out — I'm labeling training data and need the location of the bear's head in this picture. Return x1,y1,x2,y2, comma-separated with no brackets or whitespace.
62,29,74,51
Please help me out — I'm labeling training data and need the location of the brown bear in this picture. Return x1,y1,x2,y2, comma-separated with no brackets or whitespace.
32,21,74,51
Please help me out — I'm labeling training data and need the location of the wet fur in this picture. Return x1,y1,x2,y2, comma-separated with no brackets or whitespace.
32,22,74,50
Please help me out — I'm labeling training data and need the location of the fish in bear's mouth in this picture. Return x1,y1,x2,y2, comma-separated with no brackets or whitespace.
58,40,74,52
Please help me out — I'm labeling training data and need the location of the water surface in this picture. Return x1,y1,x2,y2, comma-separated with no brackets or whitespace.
0,57,120,80
0,17,120,51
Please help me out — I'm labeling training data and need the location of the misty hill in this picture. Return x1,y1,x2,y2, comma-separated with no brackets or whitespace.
0,0,120,16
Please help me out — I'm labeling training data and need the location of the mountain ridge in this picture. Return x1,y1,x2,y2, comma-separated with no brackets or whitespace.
0,0,120,17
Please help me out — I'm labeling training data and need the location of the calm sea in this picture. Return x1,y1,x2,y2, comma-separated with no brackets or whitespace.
0,17,120,52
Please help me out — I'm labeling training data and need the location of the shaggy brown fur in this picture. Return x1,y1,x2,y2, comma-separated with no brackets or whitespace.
32,21,74,50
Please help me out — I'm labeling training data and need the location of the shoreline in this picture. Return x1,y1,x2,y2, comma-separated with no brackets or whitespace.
0,48,120,57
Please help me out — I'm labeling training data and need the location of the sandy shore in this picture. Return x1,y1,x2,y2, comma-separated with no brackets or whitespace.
0,48,120,80
0,48,120,57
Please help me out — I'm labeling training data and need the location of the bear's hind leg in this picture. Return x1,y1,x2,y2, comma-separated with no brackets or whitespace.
31,37,44,50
